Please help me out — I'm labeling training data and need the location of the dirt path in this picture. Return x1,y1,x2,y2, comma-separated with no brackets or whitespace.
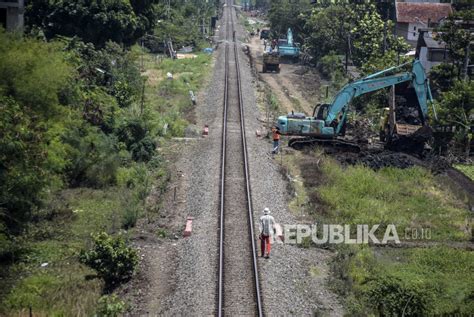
247,33,322,116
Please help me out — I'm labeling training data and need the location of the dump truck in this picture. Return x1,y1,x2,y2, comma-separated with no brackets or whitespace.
262,51,280,73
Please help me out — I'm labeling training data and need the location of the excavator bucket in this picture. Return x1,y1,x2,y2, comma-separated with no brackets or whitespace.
386,125,433,156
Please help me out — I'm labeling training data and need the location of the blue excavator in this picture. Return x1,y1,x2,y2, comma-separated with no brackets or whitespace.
276,60,435,153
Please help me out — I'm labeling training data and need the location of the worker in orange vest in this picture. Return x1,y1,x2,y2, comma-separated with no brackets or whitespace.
271,126,280,154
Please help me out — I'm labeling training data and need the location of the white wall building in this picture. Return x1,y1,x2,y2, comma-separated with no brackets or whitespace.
0,0,24,31
415,29,450,72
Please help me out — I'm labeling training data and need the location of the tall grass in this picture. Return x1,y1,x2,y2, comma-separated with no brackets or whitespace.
343,246,474,315
318,159,470,240
455,164,474,180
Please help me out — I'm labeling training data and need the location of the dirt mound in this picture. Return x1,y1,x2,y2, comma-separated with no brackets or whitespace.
333,148,458,174
345,118,375,142
394,95,422,125
335,150,416,170
421,153,453,174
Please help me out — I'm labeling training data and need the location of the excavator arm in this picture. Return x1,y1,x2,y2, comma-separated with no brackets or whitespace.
325,60,432,134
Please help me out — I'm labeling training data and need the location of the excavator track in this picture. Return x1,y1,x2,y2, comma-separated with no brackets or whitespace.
288,137,361,153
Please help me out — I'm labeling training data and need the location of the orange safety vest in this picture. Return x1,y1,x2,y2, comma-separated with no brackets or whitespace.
272,129,280,141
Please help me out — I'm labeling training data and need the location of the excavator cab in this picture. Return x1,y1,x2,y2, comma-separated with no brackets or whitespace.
313,103,330,120
314,103,346,136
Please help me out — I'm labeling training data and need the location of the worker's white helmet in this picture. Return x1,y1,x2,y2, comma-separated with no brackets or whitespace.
263,207,271,214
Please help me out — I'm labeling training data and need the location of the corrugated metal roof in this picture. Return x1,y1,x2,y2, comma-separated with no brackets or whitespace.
396,2,453,24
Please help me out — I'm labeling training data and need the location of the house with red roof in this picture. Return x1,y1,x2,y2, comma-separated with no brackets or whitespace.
395,1,453,46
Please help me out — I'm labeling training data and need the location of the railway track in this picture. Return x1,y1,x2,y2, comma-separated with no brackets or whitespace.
217,2,263,316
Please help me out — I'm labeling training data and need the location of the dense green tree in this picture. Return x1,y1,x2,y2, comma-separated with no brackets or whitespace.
0,32,74,231
437,80,474,156
437,9,474,79
350,4,409,67
302,3,408,65
0,26,149,234
149,0,217,50
130,0,160,37
26,0,143,46
267,0,311,40
67,40,143,109
429,63,459,97
304,5,352,61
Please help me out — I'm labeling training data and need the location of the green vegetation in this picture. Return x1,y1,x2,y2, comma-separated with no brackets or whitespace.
3,266,102,316
154,54,212,120
1,188,124,315
80,232,139,288
335,246,474,315
455,164,474,180
267,1,409,68
318,159,470,241
286,152,472,314
265,2,472,154
1,0,216,314
149,0,218,51
26,0,160,47
97,294,126,317
436,79,474,156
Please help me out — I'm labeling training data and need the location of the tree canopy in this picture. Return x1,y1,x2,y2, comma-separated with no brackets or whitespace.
26,0,160,46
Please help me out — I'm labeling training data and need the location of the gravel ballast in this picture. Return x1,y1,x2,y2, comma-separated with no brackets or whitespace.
125,4,344,315
234,9,345,316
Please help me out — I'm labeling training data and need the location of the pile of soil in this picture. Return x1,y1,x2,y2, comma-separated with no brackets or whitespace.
333,148,457,174
335,150,416,170
345,118,375,143
395,95,422,125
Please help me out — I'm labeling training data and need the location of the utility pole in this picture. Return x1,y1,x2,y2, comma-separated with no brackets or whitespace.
141,39,145,71
345,34,349,74
462,40,472,81
382,7,389,55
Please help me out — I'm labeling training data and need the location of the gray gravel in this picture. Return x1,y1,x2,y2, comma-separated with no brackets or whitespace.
220,6,260,315
234,9,345,316
125,4,344,316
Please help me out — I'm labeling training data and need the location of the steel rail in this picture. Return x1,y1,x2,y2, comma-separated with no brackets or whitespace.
217,13,229,317
217,2,263,316
232,13,263,317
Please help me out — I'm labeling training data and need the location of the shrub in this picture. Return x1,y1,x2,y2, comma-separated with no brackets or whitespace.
64,127,121,187
117,118,155,162
130,136,155,162
80,232,138,288
121,202,140,230
364,274,430,316
317,53,343,79
96,294,125,317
